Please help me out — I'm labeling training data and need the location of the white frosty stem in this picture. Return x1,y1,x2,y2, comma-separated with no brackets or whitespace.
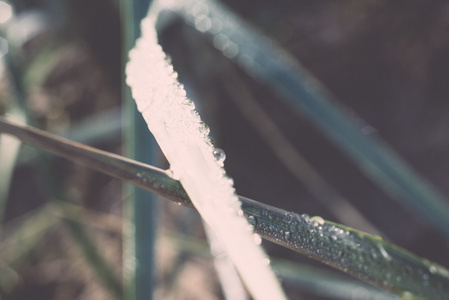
203,222,249,300
126,12,286,300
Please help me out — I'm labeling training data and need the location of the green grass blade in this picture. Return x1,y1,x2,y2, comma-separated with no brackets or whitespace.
2,117,448,298
241,197,449,299
122,0,158,299
0,117,189,205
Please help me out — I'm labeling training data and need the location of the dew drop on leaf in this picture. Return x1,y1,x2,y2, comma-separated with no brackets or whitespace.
253,233,262,245
213,148,226,165
248,215,258,226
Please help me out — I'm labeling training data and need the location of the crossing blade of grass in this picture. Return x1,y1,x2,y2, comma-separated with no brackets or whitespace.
0,116,191,207
122,0,159,299
165,0,449,239
1,117,449,298
241,197,449,299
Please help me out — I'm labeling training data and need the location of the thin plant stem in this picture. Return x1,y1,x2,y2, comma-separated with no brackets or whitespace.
121,0,158,299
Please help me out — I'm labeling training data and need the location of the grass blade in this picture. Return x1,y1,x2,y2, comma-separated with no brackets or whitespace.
242,197,449,299
127,11,286,298
122,0,158,299
1,117,449,298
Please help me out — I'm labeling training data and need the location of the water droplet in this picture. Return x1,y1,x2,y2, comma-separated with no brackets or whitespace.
213,148,226,165
300,214,310,221
262,257,270,265
248,215,258,226
289,223,297,232
253,233,262,245
284,231,291,240
237,209,244,217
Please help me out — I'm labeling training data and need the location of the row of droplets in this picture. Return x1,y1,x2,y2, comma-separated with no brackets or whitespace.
128,16,227,171
250,210,444,294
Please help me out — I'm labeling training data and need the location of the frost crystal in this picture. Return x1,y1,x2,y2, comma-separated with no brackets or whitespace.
126,6,286,300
